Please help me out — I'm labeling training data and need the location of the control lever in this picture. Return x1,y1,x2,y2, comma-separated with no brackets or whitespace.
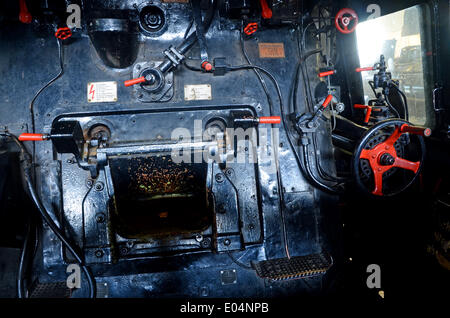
354,104,377,124
356,66,375,73
259,0,272,19
307,94,333,129
124,76,146,87
294,95,333,134
18,133,49,141
19,121,85,160
318,70,336,78
234,116,281,125
400,124,432,137
19,0,32,24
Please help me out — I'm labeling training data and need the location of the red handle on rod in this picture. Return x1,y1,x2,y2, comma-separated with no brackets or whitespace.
400,124,432,137
356,66,374,72
318,70,336,77
19,133,47,141
354,104,372,123
19,0,32,24
124,76,146,87
322,95,333,108
259,0,272,19
259,116,281,124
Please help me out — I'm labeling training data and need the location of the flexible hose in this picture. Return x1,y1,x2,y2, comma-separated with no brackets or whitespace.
226,65,341,195
17,218,32,298
159,0,216,73
0,133,96,298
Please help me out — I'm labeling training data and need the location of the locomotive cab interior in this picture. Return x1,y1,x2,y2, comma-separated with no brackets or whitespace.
0,0,448,304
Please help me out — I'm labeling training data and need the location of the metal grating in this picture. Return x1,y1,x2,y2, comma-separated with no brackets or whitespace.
252,252,332,281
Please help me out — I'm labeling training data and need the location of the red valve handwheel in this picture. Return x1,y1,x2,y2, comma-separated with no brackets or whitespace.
353,119,428,196
55,27,72,40
335,8,359,34
244,22,258,35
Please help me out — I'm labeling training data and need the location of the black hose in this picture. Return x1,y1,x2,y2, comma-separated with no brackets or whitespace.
227,65,340,195
159,0,217,73
30,38,64,133
0,133,96,298
391,82,409,121
293,27,343,190
240,29,274,116
29,37,64,165
183,62,203,72
17,218,32,298
385,92,402,119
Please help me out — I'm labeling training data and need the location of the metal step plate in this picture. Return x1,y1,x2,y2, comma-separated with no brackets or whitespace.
252,252,332,281
29,281,71,298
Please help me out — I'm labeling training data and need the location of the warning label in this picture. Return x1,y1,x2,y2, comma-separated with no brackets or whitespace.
87,81,117,103
258,43,285,58
184,84,212,101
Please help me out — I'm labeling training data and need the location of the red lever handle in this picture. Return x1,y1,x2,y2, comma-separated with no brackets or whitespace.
259,116,281,124
318,70,336,77
124,76,146,87
322,95,333,108
400,124,432,137
19,133,48,141
19,0,32,24
259,0,272,19
354,104,373,123
356,66,374,73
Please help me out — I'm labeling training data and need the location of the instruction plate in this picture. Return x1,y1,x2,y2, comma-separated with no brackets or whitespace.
184,84,212,101
87,81,117,103
258,43,285,58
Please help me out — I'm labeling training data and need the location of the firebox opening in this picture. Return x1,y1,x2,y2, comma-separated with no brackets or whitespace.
109,154,211,239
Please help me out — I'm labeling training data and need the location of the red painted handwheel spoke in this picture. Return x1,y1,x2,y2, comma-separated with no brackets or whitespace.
372,169,385,196
384,126,402,147
357,121,428,196
360,149,371,160
393,157,420,173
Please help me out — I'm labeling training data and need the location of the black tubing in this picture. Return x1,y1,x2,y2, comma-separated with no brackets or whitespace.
159,0,216,73
0,133,96,298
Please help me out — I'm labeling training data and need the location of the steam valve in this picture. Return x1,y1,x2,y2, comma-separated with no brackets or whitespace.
259,0,272,19
19,0,32,24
